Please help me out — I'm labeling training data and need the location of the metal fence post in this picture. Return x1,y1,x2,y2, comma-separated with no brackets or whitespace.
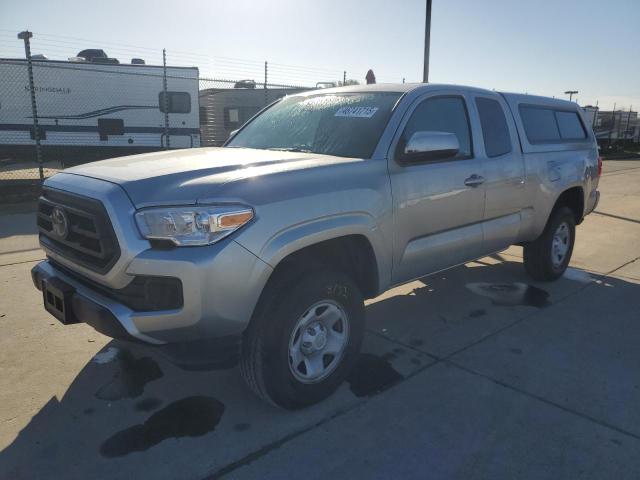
624,105,632,148
162,48,170,149
264,61,268,106
343,71,346,85
608,103,616,148
18,30,43,181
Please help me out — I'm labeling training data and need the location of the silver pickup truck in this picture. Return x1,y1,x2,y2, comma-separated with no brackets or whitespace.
32,83,600,408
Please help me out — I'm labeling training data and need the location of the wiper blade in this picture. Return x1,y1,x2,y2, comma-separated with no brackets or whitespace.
267,147,313,153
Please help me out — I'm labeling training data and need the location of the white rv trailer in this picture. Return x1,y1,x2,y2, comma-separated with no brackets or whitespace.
199,86,308,146
0,58,200,163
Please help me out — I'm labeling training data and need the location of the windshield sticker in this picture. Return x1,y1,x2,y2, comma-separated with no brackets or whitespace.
334,106,379,118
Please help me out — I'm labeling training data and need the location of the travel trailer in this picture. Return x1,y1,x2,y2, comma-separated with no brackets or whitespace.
0,55,200,163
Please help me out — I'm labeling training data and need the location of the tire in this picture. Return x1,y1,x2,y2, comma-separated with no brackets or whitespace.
240,268,365,409
523,206,576,281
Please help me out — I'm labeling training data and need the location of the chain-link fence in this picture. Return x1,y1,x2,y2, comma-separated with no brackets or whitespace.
0,31,354,192
4,30,637,196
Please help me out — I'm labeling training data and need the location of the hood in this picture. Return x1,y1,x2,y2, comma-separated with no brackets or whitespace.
63,147,362,207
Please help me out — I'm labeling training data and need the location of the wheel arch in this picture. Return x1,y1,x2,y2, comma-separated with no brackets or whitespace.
552,186,585,225
255,213,387,298
263,233,380,301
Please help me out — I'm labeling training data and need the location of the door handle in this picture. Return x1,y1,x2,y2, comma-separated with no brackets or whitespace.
464,174,485,187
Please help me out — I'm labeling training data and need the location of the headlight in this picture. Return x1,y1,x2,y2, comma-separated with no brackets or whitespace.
135,205,254,246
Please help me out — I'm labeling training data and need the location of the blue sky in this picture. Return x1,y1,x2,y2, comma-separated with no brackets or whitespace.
2,0,639,109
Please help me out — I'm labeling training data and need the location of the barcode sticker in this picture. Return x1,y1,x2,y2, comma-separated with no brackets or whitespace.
334,106,379,118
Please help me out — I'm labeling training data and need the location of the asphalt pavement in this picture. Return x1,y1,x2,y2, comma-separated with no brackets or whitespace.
1,160,639,479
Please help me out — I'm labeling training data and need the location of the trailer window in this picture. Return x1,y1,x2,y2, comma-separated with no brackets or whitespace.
224,106,261,130
159,91,191,113
555,111,586,140
475,97,512,157
98,118,124,140
199,106,208,125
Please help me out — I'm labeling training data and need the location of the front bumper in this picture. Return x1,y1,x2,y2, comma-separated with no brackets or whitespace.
33,235,272,341
31,255,264,369
33,174,273,367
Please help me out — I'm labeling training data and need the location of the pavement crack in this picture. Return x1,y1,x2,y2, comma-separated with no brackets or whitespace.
205,333,444,479
601,166,640,177
445,359,640,442
202,401,366,479
604,255,640,277
593,211,640,225
0,258,44,268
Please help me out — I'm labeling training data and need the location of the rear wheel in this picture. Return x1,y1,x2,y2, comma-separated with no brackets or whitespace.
240,269,365,409
523,206,576,281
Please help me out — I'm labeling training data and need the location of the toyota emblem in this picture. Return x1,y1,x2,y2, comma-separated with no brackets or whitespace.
51,207,69,239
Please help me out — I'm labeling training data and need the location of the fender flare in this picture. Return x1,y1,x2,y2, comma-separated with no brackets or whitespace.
255,212,390,290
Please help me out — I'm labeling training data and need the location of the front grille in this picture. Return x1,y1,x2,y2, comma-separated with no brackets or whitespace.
37,188,120,274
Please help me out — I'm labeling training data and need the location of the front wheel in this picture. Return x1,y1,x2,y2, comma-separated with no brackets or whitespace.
523,206,576,281
240,269,365,409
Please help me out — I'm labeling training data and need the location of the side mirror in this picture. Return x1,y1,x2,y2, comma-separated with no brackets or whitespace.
400,131,460,164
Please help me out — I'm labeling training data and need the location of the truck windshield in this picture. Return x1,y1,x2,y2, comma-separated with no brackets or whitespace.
226,92,402,158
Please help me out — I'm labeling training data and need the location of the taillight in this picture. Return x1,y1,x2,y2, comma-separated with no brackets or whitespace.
597,156,603,177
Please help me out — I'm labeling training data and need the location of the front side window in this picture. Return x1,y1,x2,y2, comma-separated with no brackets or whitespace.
226,92,402,158
159,91,191,113
476,97,512,157
401,96,472,159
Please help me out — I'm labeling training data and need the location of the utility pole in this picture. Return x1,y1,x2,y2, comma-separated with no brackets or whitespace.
18,30,44,181
162,48,170,149
564,90,578,102
422,0,432,83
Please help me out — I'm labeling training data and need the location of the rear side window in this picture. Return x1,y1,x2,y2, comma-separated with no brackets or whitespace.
519,105,587,143
403,96,472,158
476,97,512,157
159,91,191,113
555,111,586,140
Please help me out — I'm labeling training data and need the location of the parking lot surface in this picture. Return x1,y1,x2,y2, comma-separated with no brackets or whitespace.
1,161,639,479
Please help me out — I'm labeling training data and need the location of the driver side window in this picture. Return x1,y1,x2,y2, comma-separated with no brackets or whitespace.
401,96,473,159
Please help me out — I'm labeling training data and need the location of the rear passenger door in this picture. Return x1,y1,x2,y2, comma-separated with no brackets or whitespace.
472,95,526,252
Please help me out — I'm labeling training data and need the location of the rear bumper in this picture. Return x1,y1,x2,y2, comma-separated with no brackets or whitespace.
585,189,600,217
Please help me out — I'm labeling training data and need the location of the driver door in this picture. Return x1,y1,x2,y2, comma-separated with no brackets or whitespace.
389,92,487,284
